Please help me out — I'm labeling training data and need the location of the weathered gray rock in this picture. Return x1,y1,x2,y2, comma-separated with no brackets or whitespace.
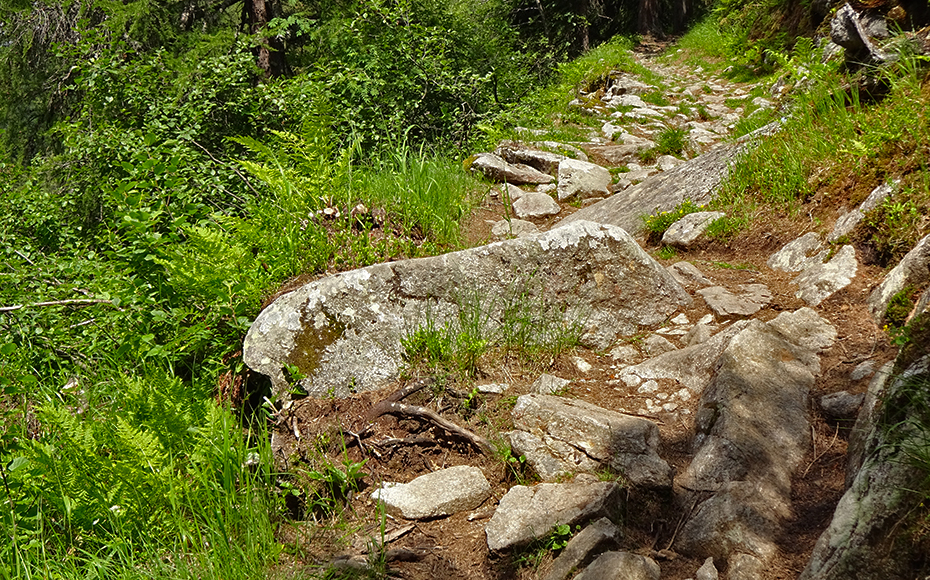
477,382,508,394
557,158,612,201
794,245,858,306
676,320,822,564
728,553,765,580
867,234,930,322
608,76,655,96
621,321,752,393
244,221,691,399
800,355,929,580
509,394,672,487
485,481,623,551
609,344,641,364
828,181,896,242
768,232,826,272
830,3,888,64
533,374,571,395
491,218,539,239
496,182,526,202
820,391,864,421
643,334,677,356
468,152,555,184
767,307,837,354
667,261,714,288
532,141,589,162
850,360,876,381
543,517,622,580
696,556,719,580
373,466,491,520
683,323,713,346
662,211,725,247
845,362,893,487
697,284,772,318
513,192,562,218
495,142,568,174
574,551,661,580
559,141,747,234
657,155,684,172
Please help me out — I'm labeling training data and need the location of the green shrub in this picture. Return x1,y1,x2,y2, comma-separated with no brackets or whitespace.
641,200,707,244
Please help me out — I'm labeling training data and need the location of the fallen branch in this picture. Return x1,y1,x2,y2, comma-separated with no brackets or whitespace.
369,400,493,456
384,377,435,403
0,298,117,313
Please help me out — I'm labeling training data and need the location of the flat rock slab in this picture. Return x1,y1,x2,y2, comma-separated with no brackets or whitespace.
468,152,554,184
828,181,896,242
533,374,570,394
244,221,691,398
559,141,746,234
676,320,824,564
697,284,772,318
509,394,672,487
496,141,570,174
662,211,725,247
574,551,661,580
373,466,491,520
794,245,858,306
485,481,623,551
767,232,826,273
667,261,714,288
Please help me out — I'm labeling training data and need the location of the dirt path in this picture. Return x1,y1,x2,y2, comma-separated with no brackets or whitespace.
273,42,896,580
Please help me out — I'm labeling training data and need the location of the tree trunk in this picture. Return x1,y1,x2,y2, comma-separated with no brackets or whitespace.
638,0,662,36
244,0,286,78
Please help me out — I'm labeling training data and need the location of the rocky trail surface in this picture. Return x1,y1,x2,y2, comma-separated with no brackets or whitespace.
247,38,929,580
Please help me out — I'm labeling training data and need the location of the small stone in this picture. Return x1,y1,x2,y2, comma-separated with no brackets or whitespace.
662,211,725,247
491,219,539,239
698,284,772,318
478,383,509,394
768,232,826,273
485,482,623,551
667,261,714,288
850,360,876,381
794,245,858,306
696,557,719,580
533,373,571,394
671,313,690,325
573,357,593,373
698,314,714,325
513,192,561,219
683,323,712,346
575,551,661,580
637,380,659,394
372,466,491,520
542,517,622,580
497,183,526,201
821,391,865,421
644,334,677,356
662,402,678,412
609,344,641,363
622,374,643,387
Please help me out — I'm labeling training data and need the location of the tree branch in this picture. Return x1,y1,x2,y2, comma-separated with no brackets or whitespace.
0,299,117,313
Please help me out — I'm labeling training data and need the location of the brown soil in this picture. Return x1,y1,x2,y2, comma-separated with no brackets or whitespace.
265,42,900,580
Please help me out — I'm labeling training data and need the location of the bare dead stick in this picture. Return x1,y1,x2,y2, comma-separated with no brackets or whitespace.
0,298,117,313
369,400,493,456
384,377,435,403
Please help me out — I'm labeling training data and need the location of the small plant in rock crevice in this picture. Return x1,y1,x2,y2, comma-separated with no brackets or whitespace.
641,199,706,245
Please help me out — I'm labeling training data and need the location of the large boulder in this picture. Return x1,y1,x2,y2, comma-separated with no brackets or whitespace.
676,318,828,566
867,234,930,322
508,394,672,487
467,152,555,184
244,221,692,399
559,141,746,234
800,353,929,580
485,481,623,551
